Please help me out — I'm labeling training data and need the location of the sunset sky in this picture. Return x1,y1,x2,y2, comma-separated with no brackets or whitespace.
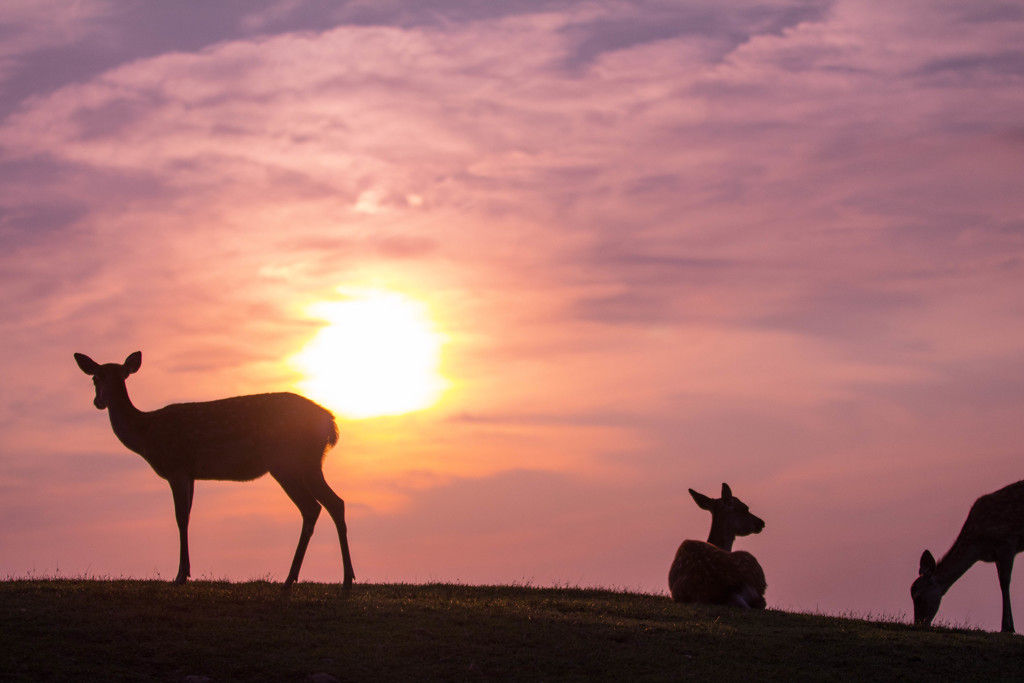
2,1,1024,631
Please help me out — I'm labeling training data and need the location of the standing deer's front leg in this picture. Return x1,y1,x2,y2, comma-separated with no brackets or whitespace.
996,548,1016,633
169,476,194,585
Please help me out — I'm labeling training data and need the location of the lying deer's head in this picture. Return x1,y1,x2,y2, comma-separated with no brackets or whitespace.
690,483,765,550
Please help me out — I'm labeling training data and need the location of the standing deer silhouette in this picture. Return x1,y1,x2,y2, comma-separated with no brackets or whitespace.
74,351,355,588
668,483,767,608
911,479,1024,633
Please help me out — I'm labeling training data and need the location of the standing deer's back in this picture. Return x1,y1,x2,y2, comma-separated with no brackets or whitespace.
140,393,339,481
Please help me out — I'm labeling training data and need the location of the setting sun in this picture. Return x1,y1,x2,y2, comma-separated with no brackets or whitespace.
292,288,448,419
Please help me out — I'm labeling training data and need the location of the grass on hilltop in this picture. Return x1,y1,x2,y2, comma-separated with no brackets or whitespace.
2,580,1023,682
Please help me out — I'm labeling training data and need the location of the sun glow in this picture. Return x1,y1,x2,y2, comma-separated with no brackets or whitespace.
292,288,448,419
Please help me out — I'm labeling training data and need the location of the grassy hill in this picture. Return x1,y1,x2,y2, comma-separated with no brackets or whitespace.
2,580,1022,681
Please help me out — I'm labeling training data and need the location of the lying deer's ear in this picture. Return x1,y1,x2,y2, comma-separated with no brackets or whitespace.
124,351,142,375
74,353,100,376
919,550,936,576
689,489,714,510
721,483,733,501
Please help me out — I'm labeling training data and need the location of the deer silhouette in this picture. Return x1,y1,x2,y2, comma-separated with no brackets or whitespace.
74,351,355,588
911,479,1024,633
668,483,767,608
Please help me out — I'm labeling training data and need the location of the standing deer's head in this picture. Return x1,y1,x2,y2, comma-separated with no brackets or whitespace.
911,550,942,626
690,483,765,551
74,351,142,410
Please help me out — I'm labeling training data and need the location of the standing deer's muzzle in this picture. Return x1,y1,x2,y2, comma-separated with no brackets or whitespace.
92,378,108,410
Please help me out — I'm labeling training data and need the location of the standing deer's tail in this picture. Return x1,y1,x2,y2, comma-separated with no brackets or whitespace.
323,409,340,450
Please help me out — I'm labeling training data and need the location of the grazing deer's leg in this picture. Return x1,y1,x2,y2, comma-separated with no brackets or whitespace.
996,548,1016,633
272,472,323,588
305,470,355,587
169,476,194,585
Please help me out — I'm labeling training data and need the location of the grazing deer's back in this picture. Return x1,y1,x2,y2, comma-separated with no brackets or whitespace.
959,480,1024,551
144,392,338,481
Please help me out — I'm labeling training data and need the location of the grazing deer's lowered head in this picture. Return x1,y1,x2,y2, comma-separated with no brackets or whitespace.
669,483,767,608
910,551,944,627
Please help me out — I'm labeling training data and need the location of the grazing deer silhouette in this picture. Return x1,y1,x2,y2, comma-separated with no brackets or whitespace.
911,479,1024,633
74,351,355,588
668,483,767,608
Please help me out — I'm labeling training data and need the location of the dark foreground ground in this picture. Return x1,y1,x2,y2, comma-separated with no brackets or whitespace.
2,580,1022,681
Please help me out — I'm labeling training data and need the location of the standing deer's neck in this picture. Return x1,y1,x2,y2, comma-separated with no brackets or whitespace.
105,381,148,456
706,519,735,551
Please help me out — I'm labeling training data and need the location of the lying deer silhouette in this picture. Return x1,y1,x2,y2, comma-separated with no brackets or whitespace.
668,483,767,608
912,479,1024,632
74,351,355,588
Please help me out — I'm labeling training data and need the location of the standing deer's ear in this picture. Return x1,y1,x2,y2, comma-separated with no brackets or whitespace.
689,488,714,510
919,550,936,577
123,351,142,375
721,483,733,501
74,353,100,376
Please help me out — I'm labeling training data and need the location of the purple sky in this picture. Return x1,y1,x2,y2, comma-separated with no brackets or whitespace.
2,1,1024,631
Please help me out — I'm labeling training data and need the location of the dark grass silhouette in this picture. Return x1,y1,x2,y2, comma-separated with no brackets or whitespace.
3,580,1023,682
912,479,1024,633
74,351,355,588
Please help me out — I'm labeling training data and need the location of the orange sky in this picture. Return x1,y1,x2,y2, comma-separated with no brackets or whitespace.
2,0,1024,631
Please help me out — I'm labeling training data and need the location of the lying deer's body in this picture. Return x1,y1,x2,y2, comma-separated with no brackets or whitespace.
75,351,355,587
912,479,1024,633
669,483,767,608
669,540,766,608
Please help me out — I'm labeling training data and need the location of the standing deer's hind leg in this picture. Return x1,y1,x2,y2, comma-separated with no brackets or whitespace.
306,470,355,587
169,476,194,585
995,550,1016,633
272,472,323,588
